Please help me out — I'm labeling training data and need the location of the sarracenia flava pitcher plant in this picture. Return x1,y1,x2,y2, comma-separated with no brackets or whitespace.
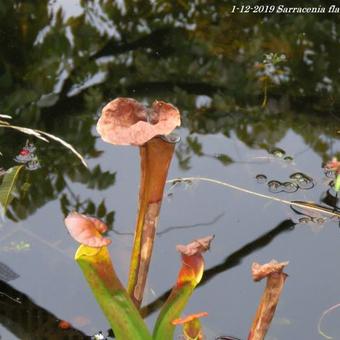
64,98,290,339
153,236,214,340
172,312,208,340
64,211,213,339
65,212,151,339
97,97,181,307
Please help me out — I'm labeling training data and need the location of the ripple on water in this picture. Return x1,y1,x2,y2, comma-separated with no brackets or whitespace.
312,217,327,224
270,147,286,158
267,180,282,193
282,181,299,193
255,174,267,184
284,155,294,162
324,169,336,178
299,216,312,224
289,172,314,190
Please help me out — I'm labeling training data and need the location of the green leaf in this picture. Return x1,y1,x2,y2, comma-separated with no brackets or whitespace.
187,136,204,156
0,166,24,213
105,211,115,228
55,174,66,192
85,201,96,215
75,245,151,340
215,153,233,165
60,194,70,216
97,199,106,218
153,283,194,340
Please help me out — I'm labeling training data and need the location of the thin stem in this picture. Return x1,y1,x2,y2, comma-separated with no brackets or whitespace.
166,177,340,218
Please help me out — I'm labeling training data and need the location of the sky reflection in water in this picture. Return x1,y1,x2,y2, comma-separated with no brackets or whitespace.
0,1,340,339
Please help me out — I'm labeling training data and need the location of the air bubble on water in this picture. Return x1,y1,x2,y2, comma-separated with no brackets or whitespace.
312,217,326,225
25,160,41,171
160,133,181,144
299,216,312,224
256,174,267,184
297,177,314,189
284,156,293,162
167,178,194,194
270,147,286,158
290,172,304,180
91,331,106,340
289,172,314,190
183,179,194,190
267,180,282,193
282,181,299,193
324,169,336,178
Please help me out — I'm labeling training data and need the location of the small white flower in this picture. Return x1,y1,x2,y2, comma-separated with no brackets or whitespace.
92,331,106,340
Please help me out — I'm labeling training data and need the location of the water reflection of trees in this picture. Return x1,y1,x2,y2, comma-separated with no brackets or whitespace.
0,280,91,339
141,219,295,318
0,1,339,220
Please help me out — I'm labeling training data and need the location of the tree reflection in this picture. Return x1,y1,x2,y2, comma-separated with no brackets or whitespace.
141,219,295,317
0,280,91,339
0,1,339,221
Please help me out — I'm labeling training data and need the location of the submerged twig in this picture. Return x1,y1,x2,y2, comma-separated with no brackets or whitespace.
166,177,340,219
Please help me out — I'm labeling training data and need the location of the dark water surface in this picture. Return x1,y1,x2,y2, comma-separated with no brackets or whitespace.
0,1,340,339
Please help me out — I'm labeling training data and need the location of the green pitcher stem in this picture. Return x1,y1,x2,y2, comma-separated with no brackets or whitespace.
153,251,207,339
75,245,152,340
153,283,195,340
128,137,176,308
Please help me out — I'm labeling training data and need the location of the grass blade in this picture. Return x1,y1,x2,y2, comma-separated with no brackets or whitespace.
0,123,88,167
36,129,88,168
0,124,49,142
167,177,340,219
